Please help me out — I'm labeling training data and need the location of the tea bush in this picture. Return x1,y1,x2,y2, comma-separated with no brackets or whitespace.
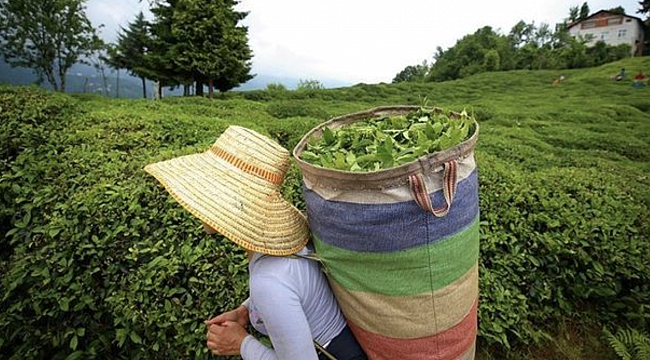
477,153,650,346
1,56,649,359
0,88,256,359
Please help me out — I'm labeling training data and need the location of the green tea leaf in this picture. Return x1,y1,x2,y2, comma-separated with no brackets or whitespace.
322,127,335,145
424,123,438,140
301,151,319,162
59,298,70,311
334,152,347,170
301,107,474,171
130,331,143,344
432,122,443,135
64,351,84,360
345,151,356,165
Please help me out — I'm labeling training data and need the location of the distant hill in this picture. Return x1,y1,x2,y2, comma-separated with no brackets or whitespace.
0,61,160,98
0,60,351,97
236,74,351,90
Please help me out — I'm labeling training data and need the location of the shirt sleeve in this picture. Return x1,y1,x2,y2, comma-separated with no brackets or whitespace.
240,274,319,360
241,297,250,310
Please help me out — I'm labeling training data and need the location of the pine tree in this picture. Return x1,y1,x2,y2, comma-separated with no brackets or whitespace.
148,0,193,98
109,12,152,98
639,0,650,16
213,26,254,94
569,6,580,22
0,0,100,92
171,0,253,98
580,2,590,21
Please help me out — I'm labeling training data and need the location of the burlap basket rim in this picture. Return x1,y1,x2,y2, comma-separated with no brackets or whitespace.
292,105,479,190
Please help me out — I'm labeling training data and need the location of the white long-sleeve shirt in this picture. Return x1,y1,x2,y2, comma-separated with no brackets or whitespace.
240,246,346,360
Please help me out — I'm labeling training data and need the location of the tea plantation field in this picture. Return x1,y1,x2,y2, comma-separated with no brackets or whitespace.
1,57,649,360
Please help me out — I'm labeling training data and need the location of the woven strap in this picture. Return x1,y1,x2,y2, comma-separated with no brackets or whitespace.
315,341,339,360
259,252,322,264
211,146,283,186
408,160,458,217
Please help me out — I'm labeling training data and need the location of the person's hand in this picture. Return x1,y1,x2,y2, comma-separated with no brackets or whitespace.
206,321,249,356
204,305,249,328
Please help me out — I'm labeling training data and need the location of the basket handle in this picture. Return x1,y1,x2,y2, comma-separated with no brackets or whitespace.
408,160,458,217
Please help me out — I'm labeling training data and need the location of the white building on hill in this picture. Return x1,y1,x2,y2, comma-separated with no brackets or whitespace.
567,10,646,56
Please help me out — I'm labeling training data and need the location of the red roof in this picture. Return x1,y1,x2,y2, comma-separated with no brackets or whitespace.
566,10,645,30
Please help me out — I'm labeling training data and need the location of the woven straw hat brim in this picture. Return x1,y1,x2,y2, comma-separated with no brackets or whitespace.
144,151,309,256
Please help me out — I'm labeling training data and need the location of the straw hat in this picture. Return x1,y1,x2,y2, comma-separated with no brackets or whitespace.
144,126,309,256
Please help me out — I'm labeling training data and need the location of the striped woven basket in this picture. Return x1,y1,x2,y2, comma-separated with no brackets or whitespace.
293,106,480,360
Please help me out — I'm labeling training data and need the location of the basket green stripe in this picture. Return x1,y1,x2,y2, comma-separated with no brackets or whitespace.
314,216,479,296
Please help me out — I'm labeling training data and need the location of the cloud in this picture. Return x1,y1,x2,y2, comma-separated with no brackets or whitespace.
86,0,642,83
86,0,152,42
238,0,641,83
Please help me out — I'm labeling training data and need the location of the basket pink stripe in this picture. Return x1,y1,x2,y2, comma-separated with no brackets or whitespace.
347,298,478,360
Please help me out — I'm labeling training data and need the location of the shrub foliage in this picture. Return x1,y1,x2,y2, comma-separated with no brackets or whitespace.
1,57,649,358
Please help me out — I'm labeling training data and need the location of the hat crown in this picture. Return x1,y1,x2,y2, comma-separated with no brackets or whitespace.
144,125,309,255
212,126,289,185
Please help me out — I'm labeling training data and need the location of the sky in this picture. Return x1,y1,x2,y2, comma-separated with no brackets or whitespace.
85,0,645,84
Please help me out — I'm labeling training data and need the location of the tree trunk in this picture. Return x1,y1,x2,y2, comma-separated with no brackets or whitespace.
83,78,88,93
183,84,189,97
141,77,147,99
100,67,108,96
58,65,66,92
196,80,204,96
116,70,120,98
208,77,214,99
45,69,59,92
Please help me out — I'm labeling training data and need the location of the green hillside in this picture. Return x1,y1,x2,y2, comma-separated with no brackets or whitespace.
1,57,649,360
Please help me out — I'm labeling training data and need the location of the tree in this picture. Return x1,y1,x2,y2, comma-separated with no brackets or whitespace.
639,0,650,54
568,2,590,22
559,36,591,69
580,2,590,21
483,50,501,71
402,2,630,84
213,28,254,94
569,5,580,22
297,79,324,90
104,44,124,98
88,43,111,96
640,0,650,17
148,0,191,98
535,23,553,47
509,21,535,48
0,0,100,92
427,26,513,81
392,60,430,83
109,12,153,98
170,0,253,98
266,83,287,91
586,41,631,65
607,6,626,15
